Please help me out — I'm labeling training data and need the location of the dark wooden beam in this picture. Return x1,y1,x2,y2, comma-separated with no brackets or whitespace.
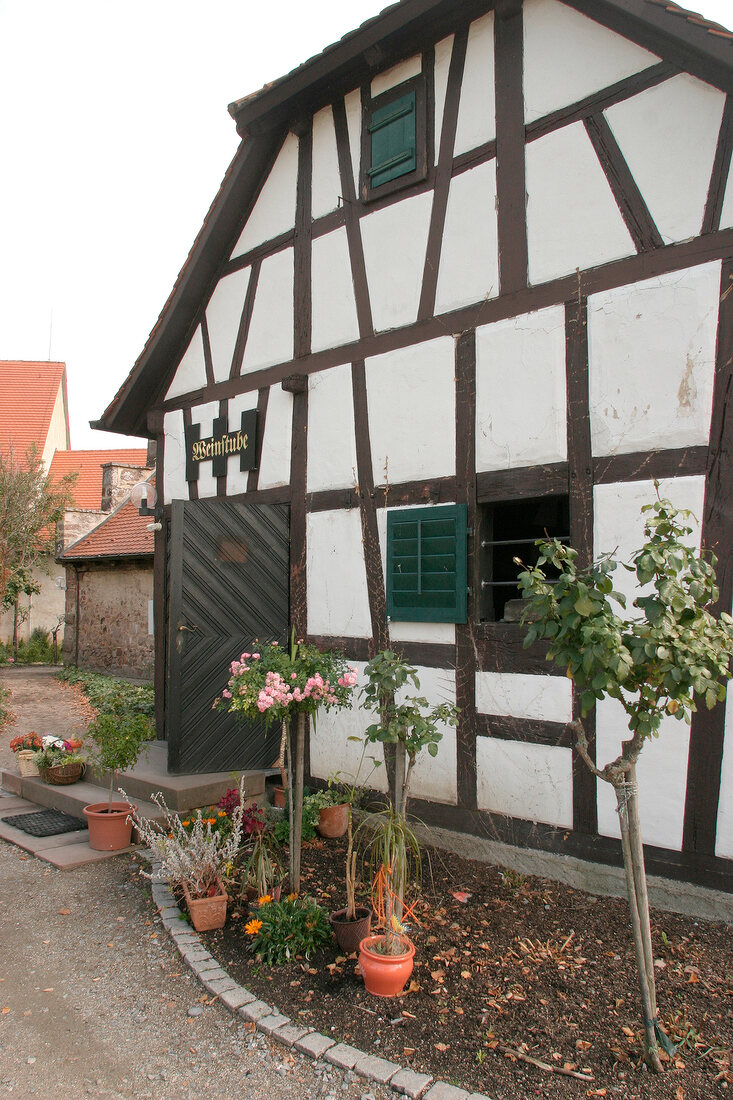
475,712,573,747
703,95,733,235
294,124,313,359
200,315,215,387
584,113,663,252
246,386,270,493
494,0,528,294
593,445,709,484
289,387,308,638
477,462,569,503
230,260,260,379
352,359,389,653
475,622,554,675
332,97,374,339
455,329,478,808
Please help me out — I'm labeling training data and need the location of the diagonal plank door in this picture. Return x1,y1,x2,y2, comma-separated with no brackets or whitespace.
166,499,289,774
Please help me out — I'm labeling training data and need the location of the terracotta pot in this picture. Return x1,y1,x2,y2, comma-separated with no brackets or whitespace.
182,881,227,931
83,801,136,851
16,750,39,777
330,906,372,954
317,803,349,838
272,784,287,809
359,934,415,997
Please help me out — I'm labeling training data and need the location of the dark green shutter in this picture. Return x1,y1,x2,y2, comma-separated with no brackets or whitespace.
368,90,416,189
386,504,467,623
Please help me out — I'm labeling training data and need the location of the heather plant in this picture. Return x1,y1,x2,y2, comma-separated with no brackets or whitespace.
244,894,332,965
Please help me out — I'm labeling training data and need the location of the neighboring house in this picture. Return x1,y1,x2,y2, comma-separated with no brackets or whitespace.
59,496,155,679
99,0,733,892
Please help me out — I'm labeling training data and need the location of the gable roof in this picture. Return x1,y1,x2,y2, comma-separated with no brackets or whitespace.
60,498,154,562
99,0,733,439
0,361,69,460
48,449,150,510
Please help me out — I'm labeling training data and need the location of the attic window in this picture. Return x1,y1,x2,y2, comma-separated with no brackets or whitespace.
361,75,427,201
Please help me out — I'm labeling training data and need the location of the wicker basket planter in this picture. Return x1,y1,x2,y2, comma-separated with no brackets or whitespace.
16,750,40,778
182,882,228,931
39,762,85,785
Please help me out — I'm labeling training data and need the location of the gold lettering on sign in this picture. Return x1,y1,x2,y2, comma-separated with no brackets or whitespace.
190,431,250,462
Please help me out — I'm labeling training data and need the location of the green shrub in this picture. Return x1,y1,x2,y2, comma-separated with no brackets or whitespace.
245,895,332,965
56,667,154,718
270,789,320,845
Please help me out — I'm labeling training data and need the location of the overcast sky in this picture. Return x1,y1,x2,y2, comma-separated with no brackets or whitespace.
1,0,731,450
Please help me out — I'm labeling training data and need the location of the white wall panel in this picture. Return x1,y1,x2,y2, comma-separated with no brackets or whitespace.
588,263,720,456
206,267,251,383
311,228,360,353
241,248,294,374
454,12,496,157
345,88,362,193
366,337,455,485
307,364,358,494
361,190,433,331
371,55,421,97
523,0,658,124
307,509,372,638
477,738,574,827
605,74,726,244
187,400,219,499
398,666,457,804
389,621,456,645
716,683,733,859
310,663,388,794
257,384,293,490
163,410,188,504
476,305,567,470
165,326,206,400
596,696,690,850
231,132,298,256
527,122,634,284
433,35,455,165
225,390,260,496
435,160,499,314
311,106,342,220
475,670,572,722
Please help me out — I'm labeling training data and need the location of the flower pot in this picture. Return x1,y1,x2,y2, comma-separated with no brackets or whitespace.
330,906,372,953
39,762,85,785
83,801,136,851
317,803,349,838
272,784,287,809
359,934,415,997
182,881,227,931
16,750,39,778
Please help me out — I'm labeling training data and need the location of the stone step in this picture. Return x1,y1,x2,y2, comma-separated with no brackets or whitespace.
0,771,164,823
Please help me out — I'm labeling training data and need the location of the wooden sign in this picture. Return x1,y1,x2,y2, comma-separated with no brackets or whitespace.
184,410,258,482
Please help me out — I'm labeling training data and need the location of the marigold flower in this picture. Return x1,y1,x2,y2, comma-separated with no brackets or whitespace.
181,820,190,827
287,892,298,901
218,811,226,817
245,918,263,935
258,894,272,905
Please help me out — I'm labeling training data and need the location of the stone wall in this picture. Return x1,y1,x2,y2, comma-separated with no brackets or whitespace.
63,560,154,679
101,463,152,513
0,555,66,645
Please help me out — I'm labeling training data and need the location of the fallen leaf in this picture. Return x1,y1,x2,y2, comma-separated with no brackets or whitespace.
621,1026,635,1038
41,988,54,993
430,969,445,983
576,1040,592,1051
406,980,421,994
675,1088,685,1100
435,1042,450,1052
460,970,472,979
1,1007,9,1014
58,909,71,916
451,890,472,904
403,1047,416,1056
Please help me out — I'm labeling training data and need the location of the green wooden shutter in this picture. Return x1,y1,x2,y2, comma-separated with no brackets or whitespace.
386,504,467,623
368,90,417,189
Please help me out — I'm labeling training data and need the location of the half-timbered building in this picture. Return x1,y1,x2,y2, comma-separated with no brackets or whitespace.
99,0,733,892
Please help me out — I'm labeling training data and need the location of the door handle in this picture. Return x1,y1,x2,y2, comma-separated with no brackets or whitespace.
177,622,197,633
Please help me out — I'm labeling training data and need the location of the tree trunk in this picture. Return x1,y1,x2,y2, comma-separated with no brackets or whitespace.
285,722,294,890
393,741,407,818
291,711,306,894
12,598,19,660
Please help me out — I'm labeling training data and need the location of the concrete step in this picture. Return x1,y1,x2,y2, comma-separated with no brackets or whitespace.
0,772,164,823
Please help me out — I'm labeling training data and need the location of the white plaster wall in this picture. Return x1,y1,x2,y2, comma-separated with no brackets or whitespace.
523,0,658,124
187,400,219,500
476,305,567,471
475,670,572,722
311,106,342,220
477,738,574,828
206,267,251,383
588,263,720,457
716,684,733,859
311,228,360,353
257,384,293,490
371,55,421,98
605,74,726,245
526,121,634,285
166,326,206,400
435,160,499,314
593,476,705,612
365,337,455,486
397,665,457,804
225,390,260,496
454,12,496,157
433,35,455,165
231,132,298,257
310,662,389,795
720,165,733,231
163,410,188,504
306,509,372,638
306,363,358,494
596,695,690,850
345,88,362,194
44,387,69,467
361,190,433,331
241,248,294,374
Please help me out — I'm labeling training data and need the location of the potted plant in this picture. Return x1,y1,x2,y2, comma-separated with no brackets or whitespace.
311,787,350,838
10,731,43,776
83,713,154,850
35,737,86,785
125,780,249,931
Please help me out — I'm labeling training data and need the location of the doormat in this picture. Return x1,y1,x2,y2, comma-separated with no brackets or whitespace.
3,809,87,837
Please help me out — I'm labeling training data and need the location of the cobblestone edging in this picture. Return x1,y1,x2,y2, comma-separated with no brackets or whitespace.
149,868,494,1100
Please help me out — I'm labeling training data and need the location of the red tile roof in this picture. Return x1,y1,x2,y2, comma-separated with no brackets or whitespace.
61,498,154,561
0,361,68,461
644,0,733,40
48,449,150,510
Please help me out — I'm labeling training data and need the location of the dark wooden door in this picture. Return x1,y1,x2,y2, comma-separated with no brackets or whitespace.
166,499,289,774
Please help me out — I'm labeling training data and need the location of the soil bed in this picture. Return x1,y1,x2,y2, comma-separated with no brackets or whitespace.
200,836,732,1100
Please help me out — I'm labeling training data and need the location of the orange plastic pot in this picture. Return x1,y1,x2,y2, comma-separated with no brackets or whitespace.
83,801,136,851
358,934,415,997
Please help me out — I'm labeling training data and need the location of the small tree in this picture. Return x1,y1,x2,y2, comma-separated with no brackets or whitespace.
517,495,733,1071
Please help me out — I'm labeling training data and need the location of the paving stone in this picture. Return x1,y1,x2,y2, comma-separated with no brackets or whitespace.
257,1011,290,1035
353,1052,400,1084
183,948,213,964
324,1043,362,1070
238,999,272,1023
294,1032,336,1059
204,976,237,995
196,967,228,982
387,1068,434,1097
159,906,181,920
219,986,256,1010
271,1022,311,1048
423,1085,469,1100
167,919,193,935
169,933,199,947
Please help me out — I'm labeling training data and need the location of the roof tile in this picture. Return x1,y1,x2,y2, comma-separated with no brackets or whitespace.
48,449,150,510
61,499,154,561
0,361,66,461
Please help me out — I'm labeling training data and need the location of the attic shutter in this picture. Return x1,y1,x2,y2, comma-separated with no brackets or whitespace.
386,504,467,623
368,89,417,189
